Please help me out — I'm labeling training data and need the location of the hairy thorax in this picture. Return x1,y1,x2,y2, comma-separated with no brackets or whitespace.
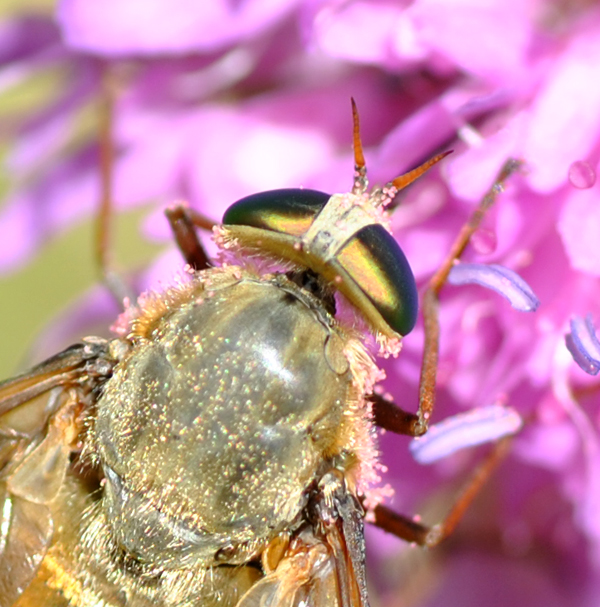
17,267,377,606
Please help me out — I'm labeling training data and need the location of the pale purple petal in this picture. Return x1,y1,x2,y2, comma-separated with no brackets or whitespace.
112,111,188,206
183,105,336,214
375,84,515,186
514,420,579,471
0,195,38,270
406,0,534,84
523,22,600,193
0,147,106,270
309,2,407,67
58,0,299,55
374,97,458,179
448,263,540,311
8,80,96,173
566,315,600,376
0,16,60,64
558,186,600,276
410,405,523,464
446,111,527,203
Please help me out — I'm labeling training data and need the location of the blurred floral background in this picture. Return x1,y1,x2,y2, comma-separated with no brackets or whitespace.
1,0,600,605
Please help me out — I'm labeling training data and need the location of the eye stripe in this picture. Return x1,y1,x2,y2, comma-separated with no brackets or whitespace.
239,212,314,236
337,239,392,309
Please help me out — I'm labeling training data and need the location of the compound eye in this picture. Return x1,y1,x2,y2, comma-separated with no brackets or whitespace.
337,225,418,335
223,188,330,237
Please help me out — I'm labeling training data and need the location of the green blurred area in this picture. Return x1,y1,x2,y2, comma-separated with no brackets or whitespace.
0,208,163,379
0,0,55,18
0,5,164,378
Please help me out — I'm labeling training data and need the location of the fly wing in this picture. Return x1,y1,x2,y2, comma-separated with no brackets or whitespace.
237,478,371,607
0,340,113,607
236,530,343,607
0,343,100,495
0,491,53,607
324,488,371,607
0,343,94,415
0,339,113,475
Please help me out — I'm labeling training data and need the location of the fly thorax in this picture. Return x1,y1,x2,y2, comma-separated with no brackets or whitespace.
92,271,360,569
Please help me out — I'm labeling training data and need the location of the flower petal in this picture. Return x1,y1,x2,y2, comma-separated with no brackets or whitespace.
565,314,600,376
523,26,600,193
57,0,298,55
410,405,523,465
309,2,405,66
448,262,539,312
558,186,600,276
407,0,534,84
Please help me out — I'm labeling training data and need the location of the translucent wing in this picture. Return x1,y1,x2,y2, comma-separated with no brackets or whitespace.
0,340,113,607
237,529,340,607
238,475,370,607
0,490,53,607
0,343,93,415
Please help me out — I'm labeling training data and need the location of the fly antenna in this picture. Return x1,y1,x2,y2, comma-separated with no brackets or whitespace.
351,98,368,195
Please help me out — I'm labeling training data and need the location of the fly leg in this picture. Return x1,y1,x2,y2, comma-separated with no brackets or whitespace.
369,393,420,436
96,66,135,307
370,436,511,546
164,204,217,271
369,392,513,544
414,158,522,435
368,160,522,543
96,67,218,296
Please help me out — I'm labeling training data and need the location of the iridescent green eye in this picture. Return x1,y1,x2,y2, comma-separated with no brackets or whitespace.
223,189,329,236
221,188,418,338
335,225,418,336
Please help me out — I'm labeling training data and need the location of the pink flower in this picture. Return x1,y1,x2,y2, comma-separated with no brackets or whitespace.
1,0,599,605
